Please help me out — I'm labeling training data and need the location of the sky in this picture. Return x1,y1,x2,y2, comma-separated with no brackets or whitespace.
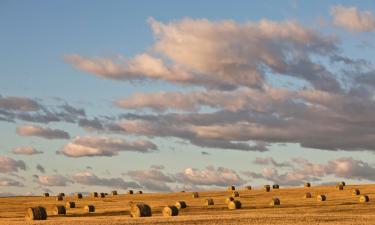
1,0,375,196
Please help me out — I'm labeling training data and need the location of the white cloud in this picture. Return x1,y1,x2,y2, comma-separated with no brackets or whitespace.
16,124,70,139
331,5,375,32
60,136,157,157
0,156,26,173
37,174,71,186
12,147,43,155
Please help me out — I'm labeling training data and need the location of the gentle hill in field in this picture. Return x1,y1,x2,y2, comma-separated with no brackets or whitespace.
0,184,374,225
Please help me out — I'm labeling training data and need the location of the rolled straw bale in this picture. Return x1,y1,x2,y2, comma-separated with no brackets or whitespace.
175,201,187,209
162,206,179,216
25,206,47,220
84,205,95,213
53,205,66,215
130,203,152,217
228,200,241,209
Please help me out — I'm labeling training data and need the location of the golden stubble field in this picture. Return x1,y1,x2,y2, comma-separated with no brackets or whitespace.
0,184,374,225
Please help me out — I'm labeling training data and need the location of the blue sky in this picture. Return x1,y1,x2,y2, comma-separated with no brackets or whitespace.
1,0,375,195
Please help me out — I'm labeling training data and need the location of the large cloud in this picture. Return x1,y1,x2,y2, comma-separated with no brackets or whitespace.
60,136,157,157
0,156,26,173
16,125,70,139
66,18,339,91
72,171,141,189
331,5,375,32
12,147,43,155
126,167,175,192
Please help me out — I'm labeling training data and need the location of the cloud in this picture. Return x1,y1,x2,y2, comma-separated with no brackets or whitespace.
0,177,24,187
36,164,45,173
253,157,292,168
16,124,70,139
12,147,43,155
331,5,375,32
0,95,41,112
175,166,245,187
125,168,175,191
66,18,339,91
72,171,141,189
37,174,71,186
60,136,157,157
0,156,26,173
244,157,375,186
78,118,104,131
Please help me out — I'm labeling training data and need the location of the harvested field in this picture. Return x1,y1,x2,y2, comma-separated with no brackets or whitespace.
0,184,374,225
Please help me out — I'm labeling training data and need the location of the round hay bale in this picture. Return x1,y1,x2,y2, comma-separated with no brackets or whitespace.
91,192,98,198
317,195,326,201
270,198,280,206
192,192,199,198
162,205,179,216
359,195,369,203
273,184,280,189
56,196,63,201
111,190,118,196
205,198,214,206
100,192,105,198
228,200,241,209
75,193,83,199
337,184,344,190
25,206,47,221
175,201,187,209
264,185,271,192
43,193,49,197
338,181,346,186
225,197,235,204
58,193,65,197
352,189,360,196
130,203,152,217
232,191,240,197
304,192,312,199
84,205,95,213
128,190,134,194
227,185,235,191
304,182,311,188
53,205,66,215
137,190,143,194
245,186,252,190
66,202,75,208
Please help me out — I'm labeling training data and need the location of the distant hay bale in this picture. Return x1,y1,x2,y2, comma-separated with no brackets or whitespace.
232,191,240,197
175,201,187,209
359,195,369,203
304,182,311,188
91,192,98,198
304,192,312,198
84,205,95,213
228,200,241,209
99,193,105,198
245,186,252,190
352,189,360,196
137,191,143,194
75,193,83,199
130,203,152,217
58,193,65,197
56,196,63,201
227,185,235,191
25,206,47,221
317,195,326,201
192,192,199,198
264,185,271,192
53,205,66,215
225,197,235,204
338,181,346,186
43,193,49,197
270,198,280,206
337,184,344,190
273,184,280,189
205,198,214,206
66,202,75,208
111,190,118,196
162,206,179,216
128,190,134,194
